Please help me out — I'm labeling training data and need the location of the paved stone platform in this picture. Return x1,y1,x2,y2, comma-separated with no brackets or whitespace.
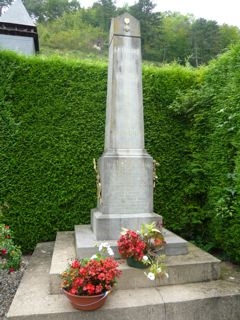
7,240,240,320
49,231,220,294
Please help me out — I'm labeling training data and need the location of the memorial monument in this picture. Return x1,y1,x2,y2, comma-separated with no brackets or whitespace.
75,13,188,256
91,13,162,240
7,14,237,320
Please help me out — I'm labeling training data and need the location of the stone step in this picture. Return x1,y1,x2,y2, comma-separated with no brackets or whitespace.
7,242,240,320
75,224,188,257
49,231,220,294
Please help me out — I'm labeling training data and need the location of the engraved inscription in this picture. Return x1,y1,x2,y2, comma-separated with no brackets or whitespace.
104,159,153,213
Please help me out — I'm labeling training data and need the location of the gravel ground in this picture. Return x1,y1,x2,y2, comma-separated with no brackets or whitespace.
0,256,31,320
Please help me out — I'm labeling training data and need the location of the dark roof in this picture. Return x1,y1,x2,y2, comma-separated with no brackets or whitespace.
0,0,35,26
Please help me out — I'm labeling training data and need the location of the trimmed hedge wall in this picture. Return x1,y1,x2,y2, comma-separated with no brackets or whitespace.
1,46,240,263
197,46,240,262
0,51,199,252
1,52,107,251
170,44,240,262
143,65,204,237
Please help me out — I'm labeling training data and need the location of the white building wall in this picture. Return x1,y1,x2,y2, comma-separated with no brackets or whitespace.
0,34,35,55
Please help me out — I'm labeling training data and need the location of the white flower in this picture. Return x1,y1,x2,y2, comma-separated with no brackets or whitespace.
90,254,97,259
107,247,114,256
147,272,155,281
99,242,110,252
142,255,149,261
165,272,169,279
157,267,162,273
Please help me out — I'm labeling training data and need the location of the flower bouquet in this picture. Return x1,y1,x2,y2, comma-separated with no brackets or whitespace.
117,221,168,281
0,224,22,273
60,243,121,310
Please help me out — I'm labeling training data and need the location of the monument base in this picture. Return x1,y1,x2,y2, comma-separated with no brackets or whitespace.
91,209,162,240
97,153,155,216
7,237,240,320
75,224,188,259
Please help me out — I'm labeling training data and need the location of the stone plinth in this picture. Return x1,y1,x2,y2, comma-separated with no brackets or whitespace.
75,225,188,260
92,153,162,240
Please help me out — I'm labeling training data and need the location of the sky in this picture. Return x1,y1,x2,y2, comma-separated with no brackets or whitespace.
80,0,240,28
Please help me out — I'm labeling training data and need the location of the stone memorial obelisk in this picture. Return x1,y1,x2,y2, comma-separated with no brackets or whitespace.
91,13,162,240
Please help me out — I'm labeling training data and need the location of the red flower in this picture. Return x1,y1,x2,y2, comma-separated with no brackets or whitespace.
84,283,95,295
61,251,121,296
9,267,15,273
98,272,106,281
69,287,78,295
79,267,87,276
73,278,84,287
95,284,103,294
71,260,80,268
117,230,146,260
1,248,7,255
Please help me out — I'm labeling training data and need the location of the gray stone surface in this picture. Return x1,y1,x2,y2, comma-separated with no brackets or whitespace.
159,281,240,320
76,225,188,258
91,210,162,240
7,241,240,320
89,13,165,241
49,231,76,295
97,156,154,214
104,13,144,151
50,230,219,294
163,229,188,255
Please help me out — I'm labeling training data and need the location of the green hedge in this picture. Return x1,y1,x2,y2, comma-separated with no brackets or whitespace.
0,51,199,252
1,47,240,263
143,65,204,236
201,46,240,262
170,45,240,262
0,52,107,251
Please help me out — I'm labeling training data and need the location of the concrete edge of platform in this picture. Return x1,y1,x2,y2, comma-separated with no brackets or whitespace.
7,241,240,320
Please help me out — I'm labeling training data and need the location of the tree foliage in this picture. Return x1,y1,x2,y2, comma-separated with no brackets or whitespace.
91,0,117,31
1,0,240,65
23,0,80,22
159,12,192,64
128,0,161,60
35,1,240,66
38,10,107,54
190,18,221,66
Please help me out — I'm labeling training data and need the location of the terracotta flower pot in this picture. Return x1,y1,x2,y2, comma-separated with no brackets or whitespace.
62,289,110,311
126,257,148,269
